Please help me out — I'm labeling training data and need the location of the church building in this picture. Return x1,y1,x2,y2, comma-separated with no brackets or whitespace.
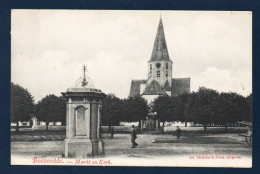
129,18,190,103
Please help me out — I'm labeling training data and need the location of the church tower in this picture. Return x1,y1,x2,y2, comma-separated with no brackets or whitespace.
129,17,190,101
147,17,172,95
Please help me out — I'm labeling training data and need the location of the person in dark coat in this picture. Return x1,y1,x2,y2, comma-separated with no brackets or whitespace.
176,126,181,139
131,125,138,148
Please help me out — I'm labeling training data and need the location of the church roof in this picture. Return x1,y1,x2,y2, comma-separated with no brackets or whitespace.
148,18,171,63
129,80,146,97
171,78,190,96
129,78,190,97
163,80,171,91
142,80,167,95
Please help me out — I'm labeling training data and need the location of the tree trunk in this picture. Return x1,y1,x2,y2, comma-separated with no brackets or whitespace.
203,124,207,132
108,123,111,131
185,121,187,127
46,121,49,131
225,123,227,133
138,119,141,129
16,121,19,132
158,120,160,128
162,121,165,132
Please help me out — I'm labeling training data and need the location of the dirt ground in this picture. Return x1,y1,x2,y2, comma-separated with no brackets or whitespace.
11,132,252,159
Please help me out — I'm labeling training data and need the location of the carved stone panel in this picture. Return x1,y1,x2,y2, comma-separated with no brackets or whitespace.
76,107,86,136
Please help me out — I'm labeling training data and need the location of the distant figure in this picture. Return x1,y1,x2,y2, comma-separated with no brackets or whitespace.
176,126,181,139
131,125,138,148
111,126,114,138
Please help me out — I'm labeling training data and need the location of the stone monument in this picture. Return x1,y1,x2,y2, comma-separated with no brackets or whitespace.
62,65,106,158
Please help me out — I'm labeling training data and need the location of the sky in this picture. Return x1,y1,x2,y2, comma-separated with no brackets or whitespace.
11,10,252,102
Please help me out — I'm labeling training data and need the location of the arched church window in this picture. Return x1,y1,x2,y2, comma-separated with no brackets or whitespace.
166,63,168,69
157,70,160,77
166,71,168,77
150,64,152,70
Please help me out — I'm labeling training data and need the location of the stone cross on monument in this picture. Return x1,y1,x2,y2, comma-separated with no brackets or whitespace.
62,65,106,158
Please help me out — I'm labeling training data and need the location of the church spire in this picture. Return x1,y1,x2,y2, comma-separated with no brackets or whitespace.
148,17,171,62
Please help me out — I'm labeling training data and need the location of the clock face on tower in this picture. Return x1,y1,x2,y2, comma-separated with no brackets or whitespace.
156,63,161,68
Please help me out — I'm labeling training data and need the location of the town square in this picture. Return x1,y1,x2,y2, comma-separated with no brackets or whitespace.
11,10,252,167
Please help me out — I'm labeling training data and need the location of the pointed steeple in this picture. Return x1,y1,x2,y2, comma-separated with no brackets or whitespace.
148,17,171,62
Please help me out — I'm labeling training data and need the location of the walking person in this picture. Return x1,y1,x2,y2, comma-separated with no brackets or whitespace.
131,125,138,148
176,126,181,139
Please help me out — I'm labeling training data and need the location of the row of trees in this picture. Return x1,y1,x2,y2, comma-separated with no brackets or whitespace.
11,83,148,131
11,83,252,132
153,87,252,132
11,83,34,131
11,83,66,131
101,94,148,129
35,95,66,130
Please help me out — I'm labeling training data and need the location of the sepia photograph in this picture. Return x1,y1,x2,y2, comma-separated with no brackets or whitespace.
11,10,252,167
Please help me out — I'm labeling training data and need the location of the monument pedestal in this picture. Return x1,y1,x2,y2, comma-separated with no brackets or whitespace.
98,140,105,157
62,87,106,159
64,139,104,158
64,139,92,158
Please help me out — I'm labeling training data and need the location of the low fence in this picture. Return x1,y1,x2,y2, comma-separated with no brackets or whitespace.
100,126,248,134
12,125,248,133
101,126,132,133
32,125,66,131
163,126,247,133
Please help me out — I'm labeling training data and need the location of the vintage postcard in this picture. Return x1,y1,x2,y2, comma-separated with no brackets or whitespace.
11,10,252,167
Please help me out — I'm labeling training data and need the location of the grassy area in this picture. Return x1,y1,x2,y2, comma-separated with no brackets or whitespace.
11,127,248,142
11,130,66,141
153,135,241,144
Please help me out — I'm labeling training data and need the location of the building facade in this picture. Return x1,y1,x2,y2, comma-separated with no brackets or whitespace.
129,18,190,103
